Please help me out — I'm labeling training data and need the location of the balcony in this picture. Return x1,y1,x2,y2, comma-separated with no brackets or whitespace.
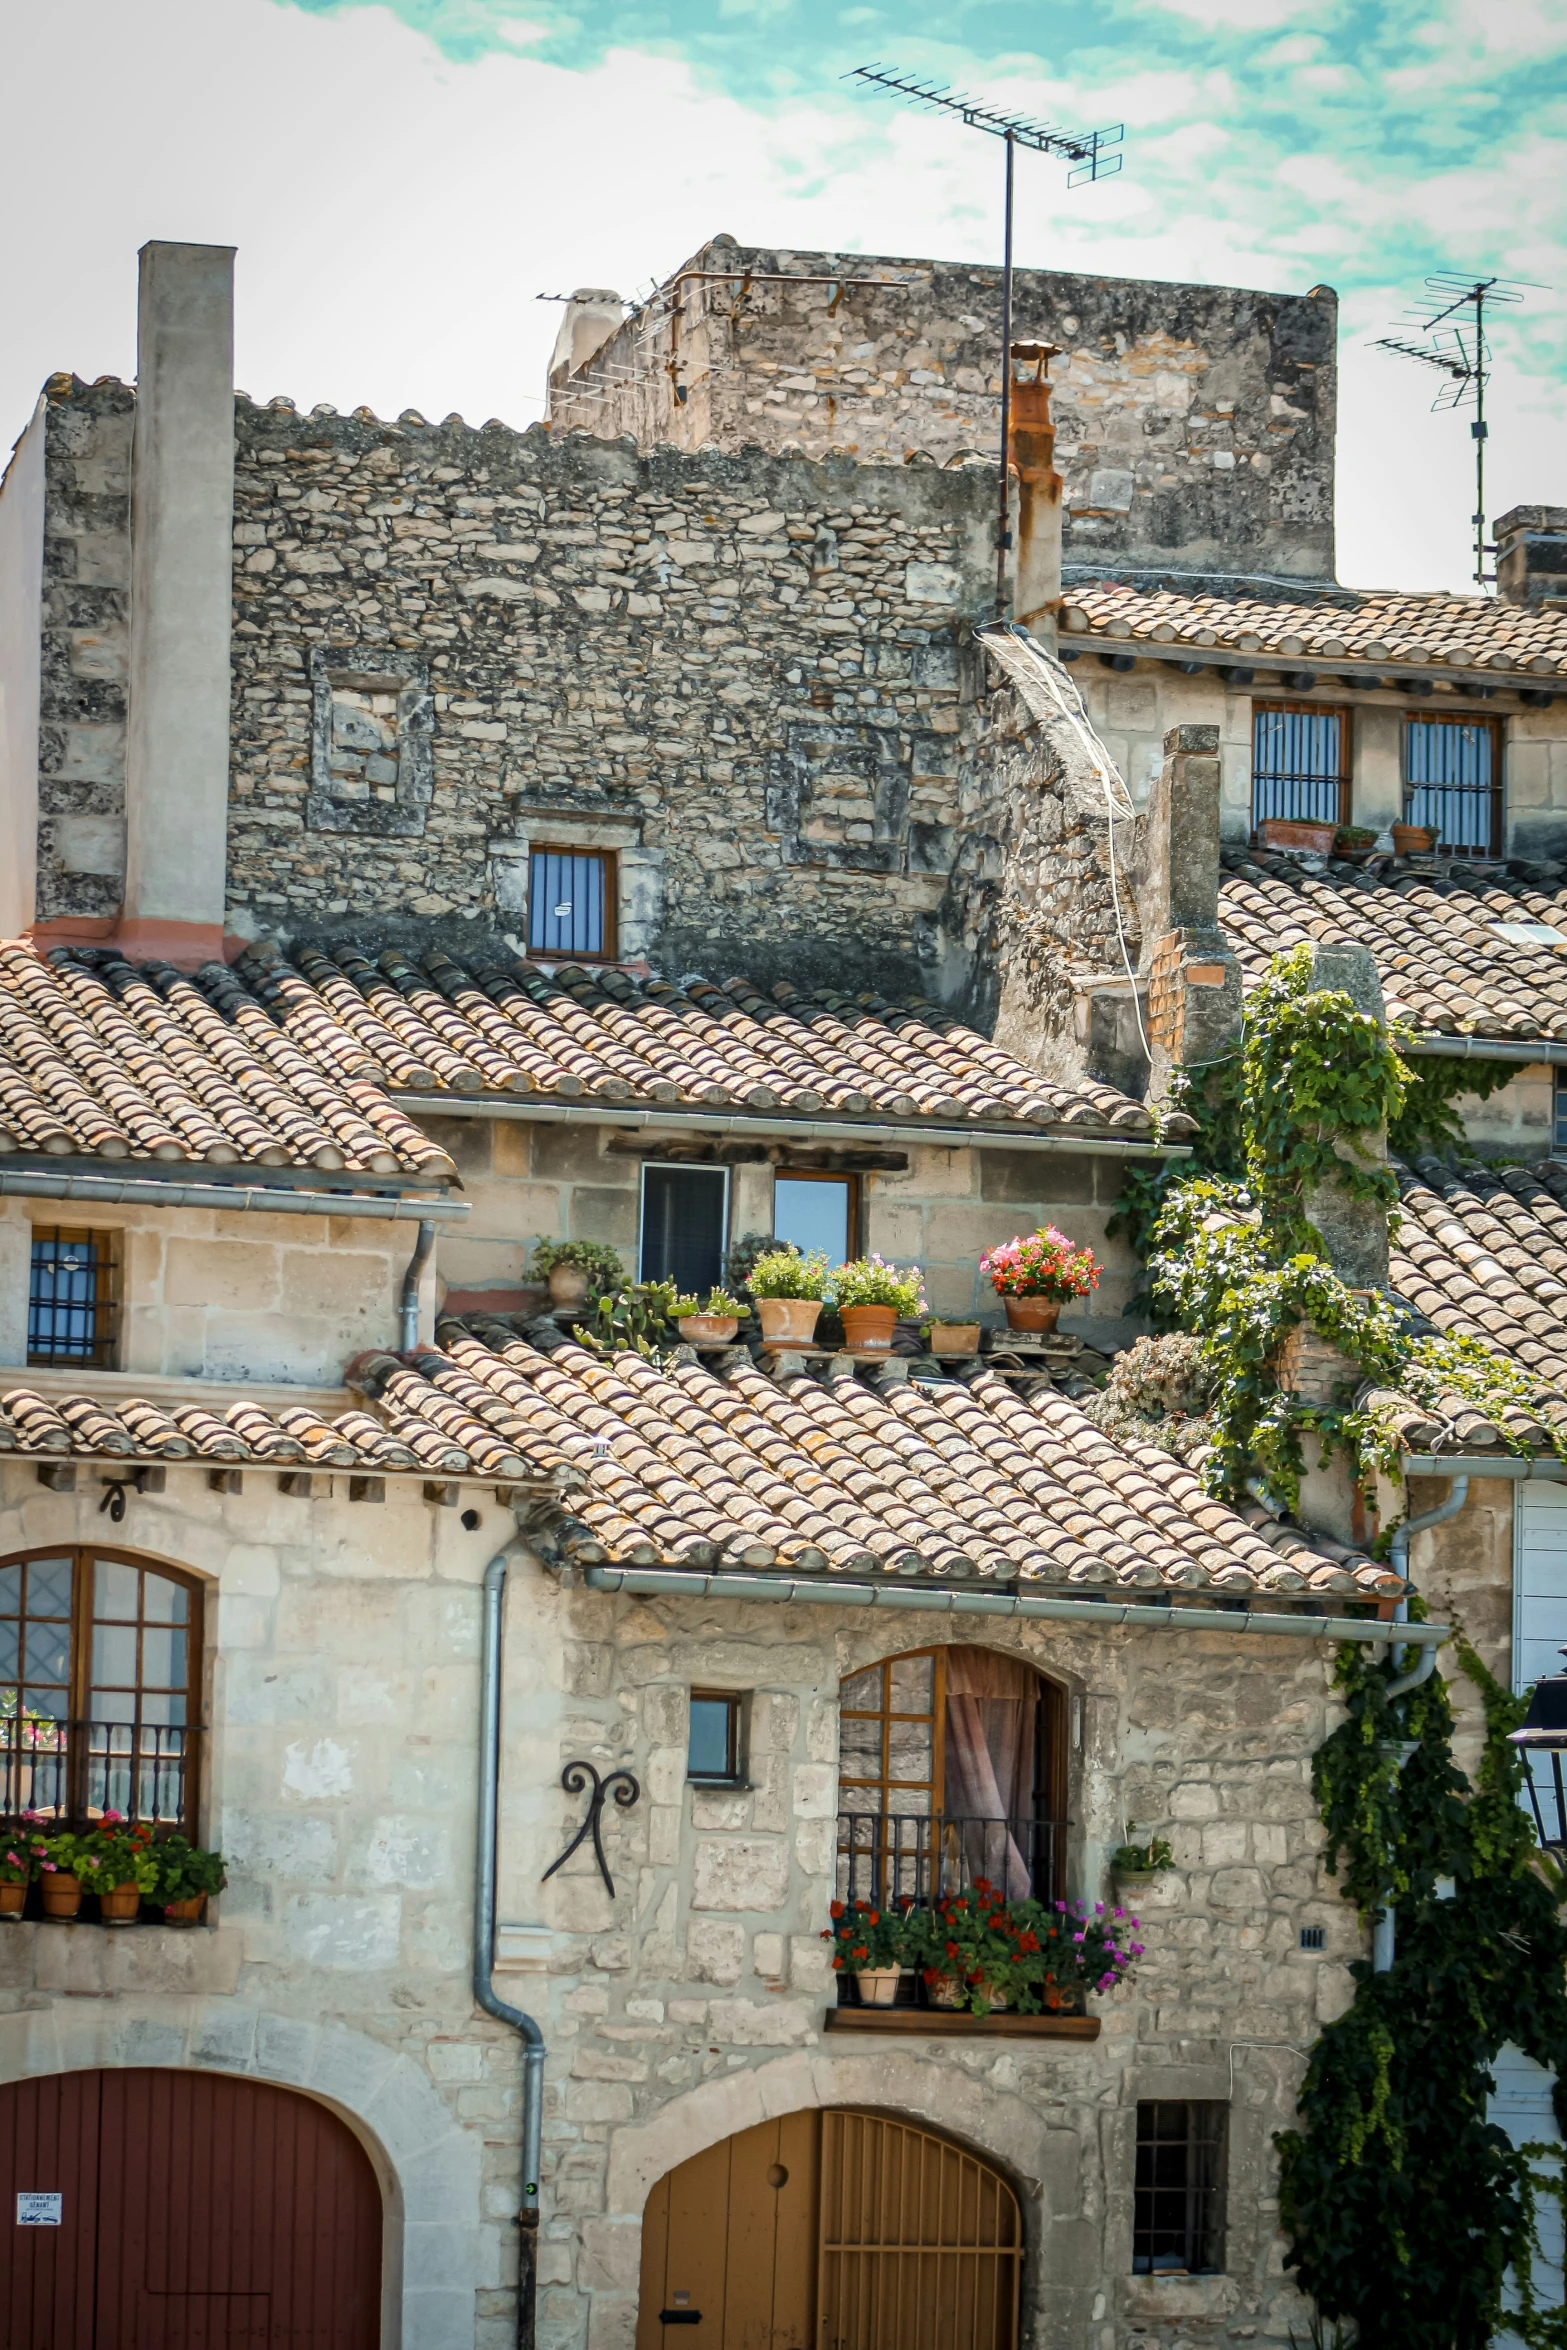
835,1810,1067,1909
0,1716,197,1832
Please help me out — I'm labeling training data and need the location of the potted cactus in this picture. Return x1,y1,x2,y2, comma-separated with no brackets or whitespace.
671,1287,750,1345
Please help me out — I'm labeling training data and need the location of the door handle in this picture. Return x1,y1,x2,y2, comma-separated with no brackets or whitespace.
660,2314,703,2326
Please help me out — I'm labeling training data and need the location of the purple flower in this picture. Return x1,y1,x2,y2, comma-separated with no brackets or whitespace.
1072,1931,1085,1943
1095,1902,1104,1915
1054,1901,1066,1913
1113,1906,1125,1919
1130,1944,1145,1956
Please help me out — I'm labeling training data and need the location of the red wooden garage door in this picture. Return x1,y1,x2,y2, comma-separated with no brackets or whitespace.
0,2069,382,2350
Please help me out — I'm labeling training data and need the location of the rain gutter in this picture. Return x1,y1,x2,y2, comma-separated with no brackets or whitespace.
0,1170,468,1221
1402,1038,1567,1068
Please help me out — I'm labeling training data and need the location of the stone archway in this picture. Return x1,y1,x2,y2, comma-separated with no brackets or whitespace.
0,2000,482,2350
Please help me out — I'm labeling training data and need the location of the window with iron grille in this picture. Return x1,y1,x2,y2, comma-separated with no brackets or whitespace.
528,848,615,960
28,1228,119,1369
1133,2101,1227,2274
0,1547,201,1833
1251,702,1350,831
1404,715,1502,856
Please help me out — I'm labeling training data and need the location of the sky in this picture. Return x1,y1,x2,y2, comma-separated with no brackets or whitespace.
3,0,1564,594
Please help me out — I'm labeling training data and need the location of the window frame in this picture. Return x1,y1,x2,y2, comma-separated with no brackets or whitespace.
1402,711,1503,858
687,1690,746,1786
1250,699,1352,834
27,1226,121,1371
527,844,618,964
772,1168,861,1264
1132,2100,1228,2276
637,1161,731,1289
0,1545,204,1834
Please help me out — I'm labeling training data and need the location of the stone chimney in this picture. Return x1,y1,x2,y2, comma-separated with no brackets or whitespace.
1135,726,1242,1102
1494,506,1567,609
547,289,625,394
121,240,236,965
1007,345,1062,644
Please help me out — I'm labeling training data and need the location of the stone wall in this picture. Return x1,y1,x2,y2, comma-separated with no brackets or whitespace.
547,237,1339,583
222,397,994,996
421,1113,1142,1346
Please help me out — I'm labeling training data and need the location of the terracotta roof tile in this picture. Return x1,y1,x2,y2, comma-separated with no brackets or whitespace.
1061,580,1567,674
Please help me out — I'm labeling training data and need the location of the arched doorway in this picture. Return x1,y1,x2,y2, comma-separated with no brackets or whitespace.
837,1647,1068,1908
637,2111,1021,2350
0,2069,382,2348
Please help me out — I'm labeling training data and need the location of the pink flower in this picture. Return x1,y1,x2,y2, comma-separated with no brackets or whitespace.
41,1861,56,1873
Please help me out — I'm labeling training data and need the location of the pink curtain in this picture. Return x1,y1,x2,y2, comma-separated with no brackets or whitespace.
943,1649,1039,1899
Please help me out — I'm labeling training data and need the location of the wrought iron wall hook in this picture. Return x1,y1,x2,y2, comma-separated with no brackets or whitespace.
541,1761,640,1898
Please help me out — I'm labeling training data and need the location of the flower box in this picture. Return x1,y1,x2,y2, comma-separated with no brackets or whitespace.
823,2007,1101,2040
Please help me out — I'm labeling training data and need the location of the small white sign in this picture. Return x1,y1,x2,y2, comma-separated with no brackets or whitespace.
16,2192,62,2226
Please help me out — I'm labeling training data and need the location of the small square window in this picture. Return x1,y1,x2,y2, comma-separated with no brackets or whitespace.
28,1228,119,1369
529,848,615,960
688,1692,743,1783
1133,2101,1227,2275
774,1172,857,1264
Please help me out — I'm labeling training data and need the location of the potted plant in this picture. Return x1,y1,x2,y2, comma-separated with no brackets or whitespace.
907,1881,1038,2014
1333,823,1380,864
1257,817,1338,855
151,1835,227,1924
1039,1899,1145,2009
528,1238,627,1311
981,1227,1102,1334
1110,1824,1175,1898
821,1896,916,2005
0,1840,27,1920
831,1257,927,1353
671,1287,750,1346
926,1318,981,1356
27,1823,86,1921
1391,820,1437,856
75,1814,159,1925
748,1246,831,1345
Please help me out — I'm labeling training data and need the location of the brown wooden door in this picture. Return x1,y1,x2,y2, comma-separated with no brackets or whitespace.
638,2113,1019,2350
637,2112,820,2350
0,2070,381,2350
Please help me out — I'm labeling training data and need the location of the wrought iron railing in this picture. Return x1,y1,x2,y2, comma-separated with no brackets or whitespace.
836,1811,1067,1908
0,1717,195,1830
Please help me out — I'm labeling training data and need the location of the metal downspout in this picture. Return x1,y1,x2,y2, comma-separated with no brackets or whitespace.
476,1549,544,2350
398,1219,436,1352
1374,1476,1470,1971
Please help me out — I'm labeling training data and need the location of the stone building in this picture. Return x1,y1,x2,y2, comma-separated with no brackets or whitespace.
0,234,1559,2350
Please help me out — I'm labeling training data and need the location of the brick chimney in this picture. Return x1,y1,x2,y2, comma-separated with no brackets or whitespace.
119,241,236,965
1007,345,1062,644
1494,506,1567,608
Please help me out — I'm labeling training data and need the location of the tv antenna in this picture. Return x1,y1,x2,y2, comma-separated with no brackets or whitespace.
1373,273,1542,589
845,64,1124,619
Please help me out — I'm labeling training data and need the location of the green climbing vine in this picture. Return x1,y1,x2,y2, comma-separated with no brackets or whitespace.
1278,1637,1567,2346
1106,945,1564,1510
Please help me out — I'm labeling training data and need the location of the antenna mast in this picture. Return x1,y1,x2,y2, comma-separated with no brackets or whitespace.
1373,273,1540,590
845,64,1124,620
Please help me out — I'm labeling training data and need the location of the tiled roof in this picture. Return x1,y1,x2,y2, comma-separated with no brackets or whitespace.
0,942,1170,1164
239,944,1165,1136
0,942,453,1177
1388,1157,1567,1450
1061,579,1567,675
337,1319,1398,1603
1219,855,1567,1042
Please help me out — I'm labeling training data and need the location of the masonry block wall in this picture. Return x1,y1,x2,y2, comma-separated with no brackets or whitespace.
548,237,1339,582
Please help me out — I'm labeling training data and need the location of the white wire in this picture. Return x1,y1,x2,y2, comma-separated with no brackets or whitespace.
1007,631,1153,1067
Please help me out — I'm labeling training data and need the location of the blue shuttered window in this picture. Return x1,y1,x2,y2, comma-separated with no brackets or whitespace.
528,850,612,959
1404,717,1501,856
1252,704,1348,829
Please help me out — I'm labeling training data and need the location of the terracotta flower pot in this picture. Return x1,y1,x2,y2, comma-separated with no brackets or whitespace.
1391,822,1437,856
161,1894,207,1927
98,1882,141,1926
855,1967,905,2008
928,1976,1009,2012
677,1315,739,1346
40,1871,82,1922
0,1883,25,1919
840,1304,898,1353
927,1322,981,1355
1258,817,1338,856
756,1296,822,1346
1003,1296,1061,1333
547,1262,592,1309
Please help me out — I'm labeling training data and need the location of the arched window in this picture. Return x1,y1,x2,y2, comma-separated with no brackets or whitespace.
0,1548,202,1832
837,1646,1066,1906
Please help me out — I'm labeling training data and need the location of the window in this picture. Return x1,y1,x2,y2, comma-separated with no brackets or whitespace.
528,848,615,961
1404,715,1502,857
307,646,433,838
28,1228,119,1369
639,1163,728,1294
836,1647,1067,1906
774,1172,857,1265
688,1691,744,1783
1133,2103,1227,2275
0,1548,201,1830
1555,1072,1567,1156
1251,702,1350,831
